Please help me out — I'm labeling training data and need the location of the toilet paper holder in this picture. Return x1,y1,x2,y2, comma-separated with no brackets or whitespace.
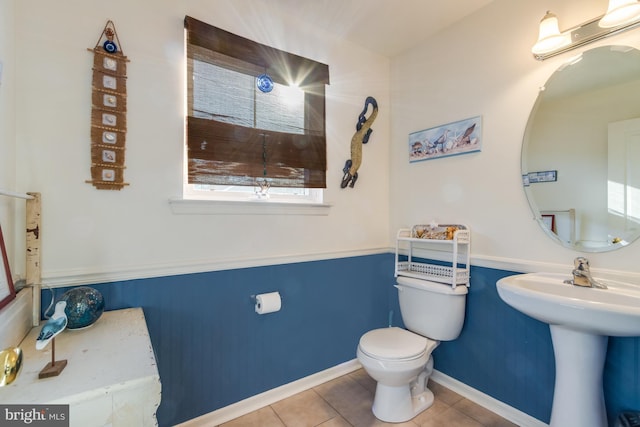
250,292,284,301
251,292,282,314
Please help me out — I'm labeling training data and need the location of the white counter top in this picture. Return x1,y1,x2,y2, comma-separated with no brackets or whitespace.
0,307,162,426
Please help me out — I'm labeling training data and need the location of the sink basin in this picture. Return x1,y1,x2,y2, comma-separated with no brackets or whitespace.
497,272,640,336
497,272,640,427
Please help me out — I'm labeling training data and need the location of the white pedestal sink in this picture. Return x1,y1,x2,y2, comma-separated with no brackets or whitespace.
497,272,640,427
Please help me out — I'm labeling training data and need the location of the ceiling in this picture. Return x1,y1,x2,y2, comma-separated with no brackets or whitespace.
271,0,495,57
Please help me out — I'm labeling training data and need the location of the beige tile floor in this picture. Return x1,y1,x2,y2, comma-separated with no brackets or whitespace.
220,369,518,427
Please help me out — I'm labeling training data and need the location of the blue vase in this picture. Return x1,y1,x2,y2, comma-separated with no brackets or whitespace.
60,287,105,329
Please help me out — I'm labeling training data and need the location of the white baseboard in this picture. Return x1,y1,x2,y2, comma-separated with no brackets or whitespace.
430,370,549,427
175,359,363,427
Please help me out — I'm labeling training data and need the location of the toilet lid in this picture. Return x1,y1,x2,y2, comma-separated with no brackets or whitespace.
359,327,428,360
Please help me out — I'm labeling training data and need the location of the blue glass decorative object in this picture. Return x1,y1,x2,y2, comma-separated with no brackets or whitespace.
256,74,274,93
103,40,118,53
36,301,67,350
60,287,105,329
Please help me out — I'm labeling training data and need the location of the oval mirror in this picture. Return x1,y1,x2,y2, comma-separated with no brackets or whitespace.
522,45,640,252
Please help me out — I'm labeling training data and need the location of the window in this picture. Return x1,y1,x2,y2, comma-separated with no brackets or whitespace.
184,16,330,202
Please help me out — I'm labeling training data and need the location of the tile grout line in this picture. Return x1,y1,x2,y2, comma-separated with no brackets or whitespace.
268,404,288,427
310,382,356,427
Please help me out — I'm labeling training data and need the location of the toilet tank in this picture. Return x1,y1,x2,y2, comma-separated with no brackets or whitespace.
396,276,468,341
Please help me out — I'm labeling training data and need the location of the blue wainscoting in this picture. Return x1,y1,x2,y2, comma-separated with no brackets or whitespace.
43,257,640,426
604,335,640,425
45,254,395,426
427,267,556,423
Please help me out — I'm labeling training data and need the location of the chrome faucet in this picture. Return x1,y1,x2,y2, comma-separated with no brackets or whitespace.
564,257,608,289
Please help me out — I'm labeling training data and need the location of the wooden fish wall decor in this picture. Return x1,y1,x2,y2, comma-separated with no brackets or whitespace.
341,96,378,189
86,20,130,190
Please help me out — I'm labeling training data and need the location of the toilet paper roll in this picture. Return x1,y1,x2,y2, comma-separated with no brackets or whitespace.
255,291,281,314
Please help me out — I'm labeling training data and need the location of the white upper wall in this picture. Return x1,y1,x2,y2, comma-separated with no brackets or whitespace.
0,0,17,262
9,0,640,282
12,0,391,282
390,0,640,274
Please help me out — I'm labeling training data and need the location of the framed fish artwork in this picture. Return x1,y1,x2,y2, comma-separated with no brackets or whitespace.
408,116,482,162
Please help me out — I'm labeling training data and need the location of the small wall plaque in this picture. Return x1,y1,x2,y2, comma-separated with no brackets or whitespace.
523,170,557,186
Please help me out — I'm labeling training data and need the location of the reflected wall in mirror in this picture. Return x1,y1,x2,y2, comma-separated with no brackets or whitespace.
522,45,640,252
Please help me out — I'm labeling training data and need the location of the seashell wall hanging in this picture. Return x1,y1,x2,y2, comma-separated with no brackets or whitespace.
86,20,129,190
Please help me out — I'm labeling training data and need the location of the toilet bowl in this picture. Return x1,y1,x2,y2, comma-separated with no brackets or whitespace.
357,327,439,422
357,276,468,422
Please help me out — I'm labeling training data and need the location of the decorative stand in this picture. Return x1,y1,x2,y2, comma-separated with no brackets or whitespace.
38,338,67,379
25,192,42,326
85,20,130,190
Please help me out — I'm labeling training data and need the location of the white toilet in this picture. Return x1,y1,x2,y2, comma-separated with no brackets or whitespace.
357,276,468,423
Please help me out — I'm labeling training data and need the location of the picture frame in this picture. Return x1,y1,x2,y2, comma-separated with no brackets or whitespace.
528,170,557,183
541,214,557,233
0,225,16,310
408,116,482,162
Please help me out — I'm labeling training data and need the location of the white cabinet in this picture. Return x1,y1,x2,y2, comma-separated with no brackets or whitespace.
0,307,161,426
395,225,471,288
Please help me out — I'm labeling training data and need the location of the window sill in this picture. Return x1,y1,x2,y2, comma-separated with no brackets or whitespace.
169,198,332,216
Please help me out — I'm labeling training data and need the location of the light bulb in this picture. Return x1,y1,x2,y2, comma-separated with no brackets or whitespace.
599,0,640,28
532,11,571,55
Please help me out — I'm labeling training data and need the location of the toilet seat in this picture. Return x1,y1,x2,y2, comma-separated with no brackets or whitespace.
359,327,429,361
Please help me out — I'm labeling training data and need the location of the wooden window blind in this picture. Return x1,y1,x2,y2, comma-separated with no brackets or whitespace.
184,16,330,188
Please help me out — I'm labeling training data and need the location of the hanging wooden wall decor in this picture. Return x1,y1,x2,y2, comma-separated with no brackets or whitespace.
86,20,130,190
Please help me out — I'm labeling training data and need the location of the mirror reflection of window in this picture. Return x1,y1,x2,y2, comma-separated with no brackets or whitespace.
607,118,640,245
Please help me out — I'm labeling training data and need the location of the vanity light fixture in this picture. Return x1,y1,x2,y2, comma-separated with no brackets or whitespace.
532,11,571,57
532,0,640,60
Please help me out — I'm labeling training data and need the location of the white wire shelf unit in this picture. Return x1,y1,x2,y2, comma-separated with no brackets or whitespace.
394,225,470,288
